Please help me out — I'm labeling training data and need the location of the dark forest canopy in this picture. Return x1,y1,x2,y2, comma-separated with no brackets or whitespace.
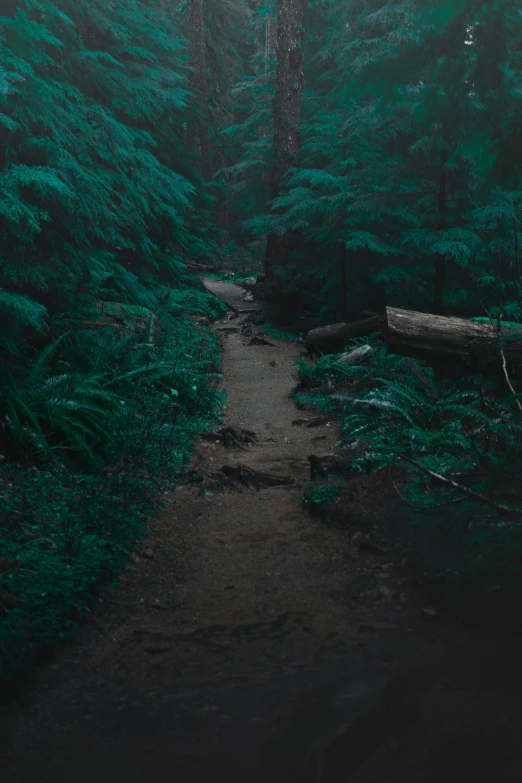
2,0,522,343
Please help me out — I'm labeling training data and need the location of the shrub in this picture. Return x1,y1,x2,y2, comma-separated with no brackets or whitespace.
0,292,224,683
294,339,522,600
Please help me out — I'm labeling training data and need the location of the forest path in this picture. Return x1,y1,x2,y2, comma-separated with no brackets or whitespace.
2,282,522,782
202,276,259,312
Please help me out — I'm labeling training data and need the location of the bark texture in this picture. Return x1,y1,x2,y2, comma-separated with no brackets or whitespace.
264,0,304,295
386,307,522,367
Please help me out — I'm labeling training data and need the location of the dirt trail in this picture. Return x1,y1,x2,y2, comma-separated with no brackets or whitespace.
2,281,522,782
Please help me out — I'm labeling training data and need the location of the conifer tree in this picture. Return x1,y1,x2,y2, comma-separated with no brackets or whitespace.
264,0,304,300
0,0,204,357
220,0,276,265
242,0,522,321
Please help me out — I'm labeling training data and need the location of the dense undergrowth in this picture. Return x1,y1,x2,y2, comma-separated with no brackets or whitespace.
0,0,231,684
294,338,522,603
0,291,227,683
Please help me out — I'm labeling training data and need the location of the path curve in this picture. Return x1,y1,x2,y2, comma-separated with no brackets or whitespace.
203,277,259,312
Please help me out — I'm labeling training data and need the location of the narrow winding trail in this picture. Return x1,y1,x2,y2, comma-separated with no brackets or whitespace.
3,282,522,782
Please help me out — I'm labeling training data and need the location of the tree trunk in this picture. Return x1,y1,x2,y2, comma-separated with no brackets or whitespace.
305,316,382,356
386,306,522,369
433,149,448,314
187,0,208,181
264,0,304,299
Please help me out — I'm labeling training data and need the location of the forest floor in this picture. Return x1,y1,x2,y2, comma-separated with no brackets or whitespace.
2,281,522,782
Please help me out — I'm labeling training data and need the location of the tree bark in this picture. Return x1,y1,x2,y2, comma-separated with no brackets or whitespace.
305,316,382,355
386,306,522,369
264,0,304,298
187,0,209,181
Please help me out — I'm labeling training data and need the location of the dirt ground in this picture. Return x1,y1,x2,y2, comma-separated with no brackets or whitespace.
1,281,522,782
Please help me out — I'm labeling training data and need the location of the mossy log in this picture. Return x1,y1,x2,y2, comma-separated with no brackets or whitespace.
386,307,522,369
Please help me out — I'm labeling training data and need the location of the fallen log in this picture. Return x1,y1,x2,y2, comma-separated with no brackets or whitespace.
386,307,522,369
305,316,381,356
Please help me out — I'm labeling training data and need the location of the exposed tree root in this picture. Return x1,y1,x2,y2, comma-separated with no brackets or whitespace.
239,320,276,346
292,416,333,428
201,462,295,491
201,426,258,449
248,334,276,347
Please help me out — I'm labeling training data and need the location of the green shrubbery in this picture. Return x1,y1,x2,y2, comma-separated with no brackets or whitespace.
294,338,522,600
0,466,152,679
0,293,226,682
0,1,230,682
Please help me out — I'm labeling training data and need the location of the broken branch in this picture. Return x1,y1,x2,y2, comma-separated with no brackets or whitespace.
393,451,522,520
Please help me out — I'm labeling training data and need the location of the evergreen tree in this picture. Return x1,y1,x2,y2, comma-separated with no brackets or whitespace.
264,0,305,301
0,0,202,356
220,1,277,269
0,0,234,679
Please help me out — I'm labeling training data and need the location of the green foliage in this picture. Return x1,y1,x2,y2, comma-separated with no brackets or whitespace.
3,0,522,674
224,0,522,323
2,310,223,467
221,0,522,601
294,338,522,598
0,0,207,358
0,302,224,682
303,481,347,511
0,0,235,681
262,324,305,343
217,0,276,265
0,466,152,680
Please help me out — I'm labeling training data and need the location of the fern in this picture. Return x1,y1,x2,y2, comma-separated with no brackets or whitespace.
295,334,522,596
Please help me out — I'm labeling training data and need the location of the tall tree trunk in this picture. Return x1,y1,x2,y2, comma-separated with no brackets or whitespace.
187,0,209,181
264,0,304,300
433,148,448,315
